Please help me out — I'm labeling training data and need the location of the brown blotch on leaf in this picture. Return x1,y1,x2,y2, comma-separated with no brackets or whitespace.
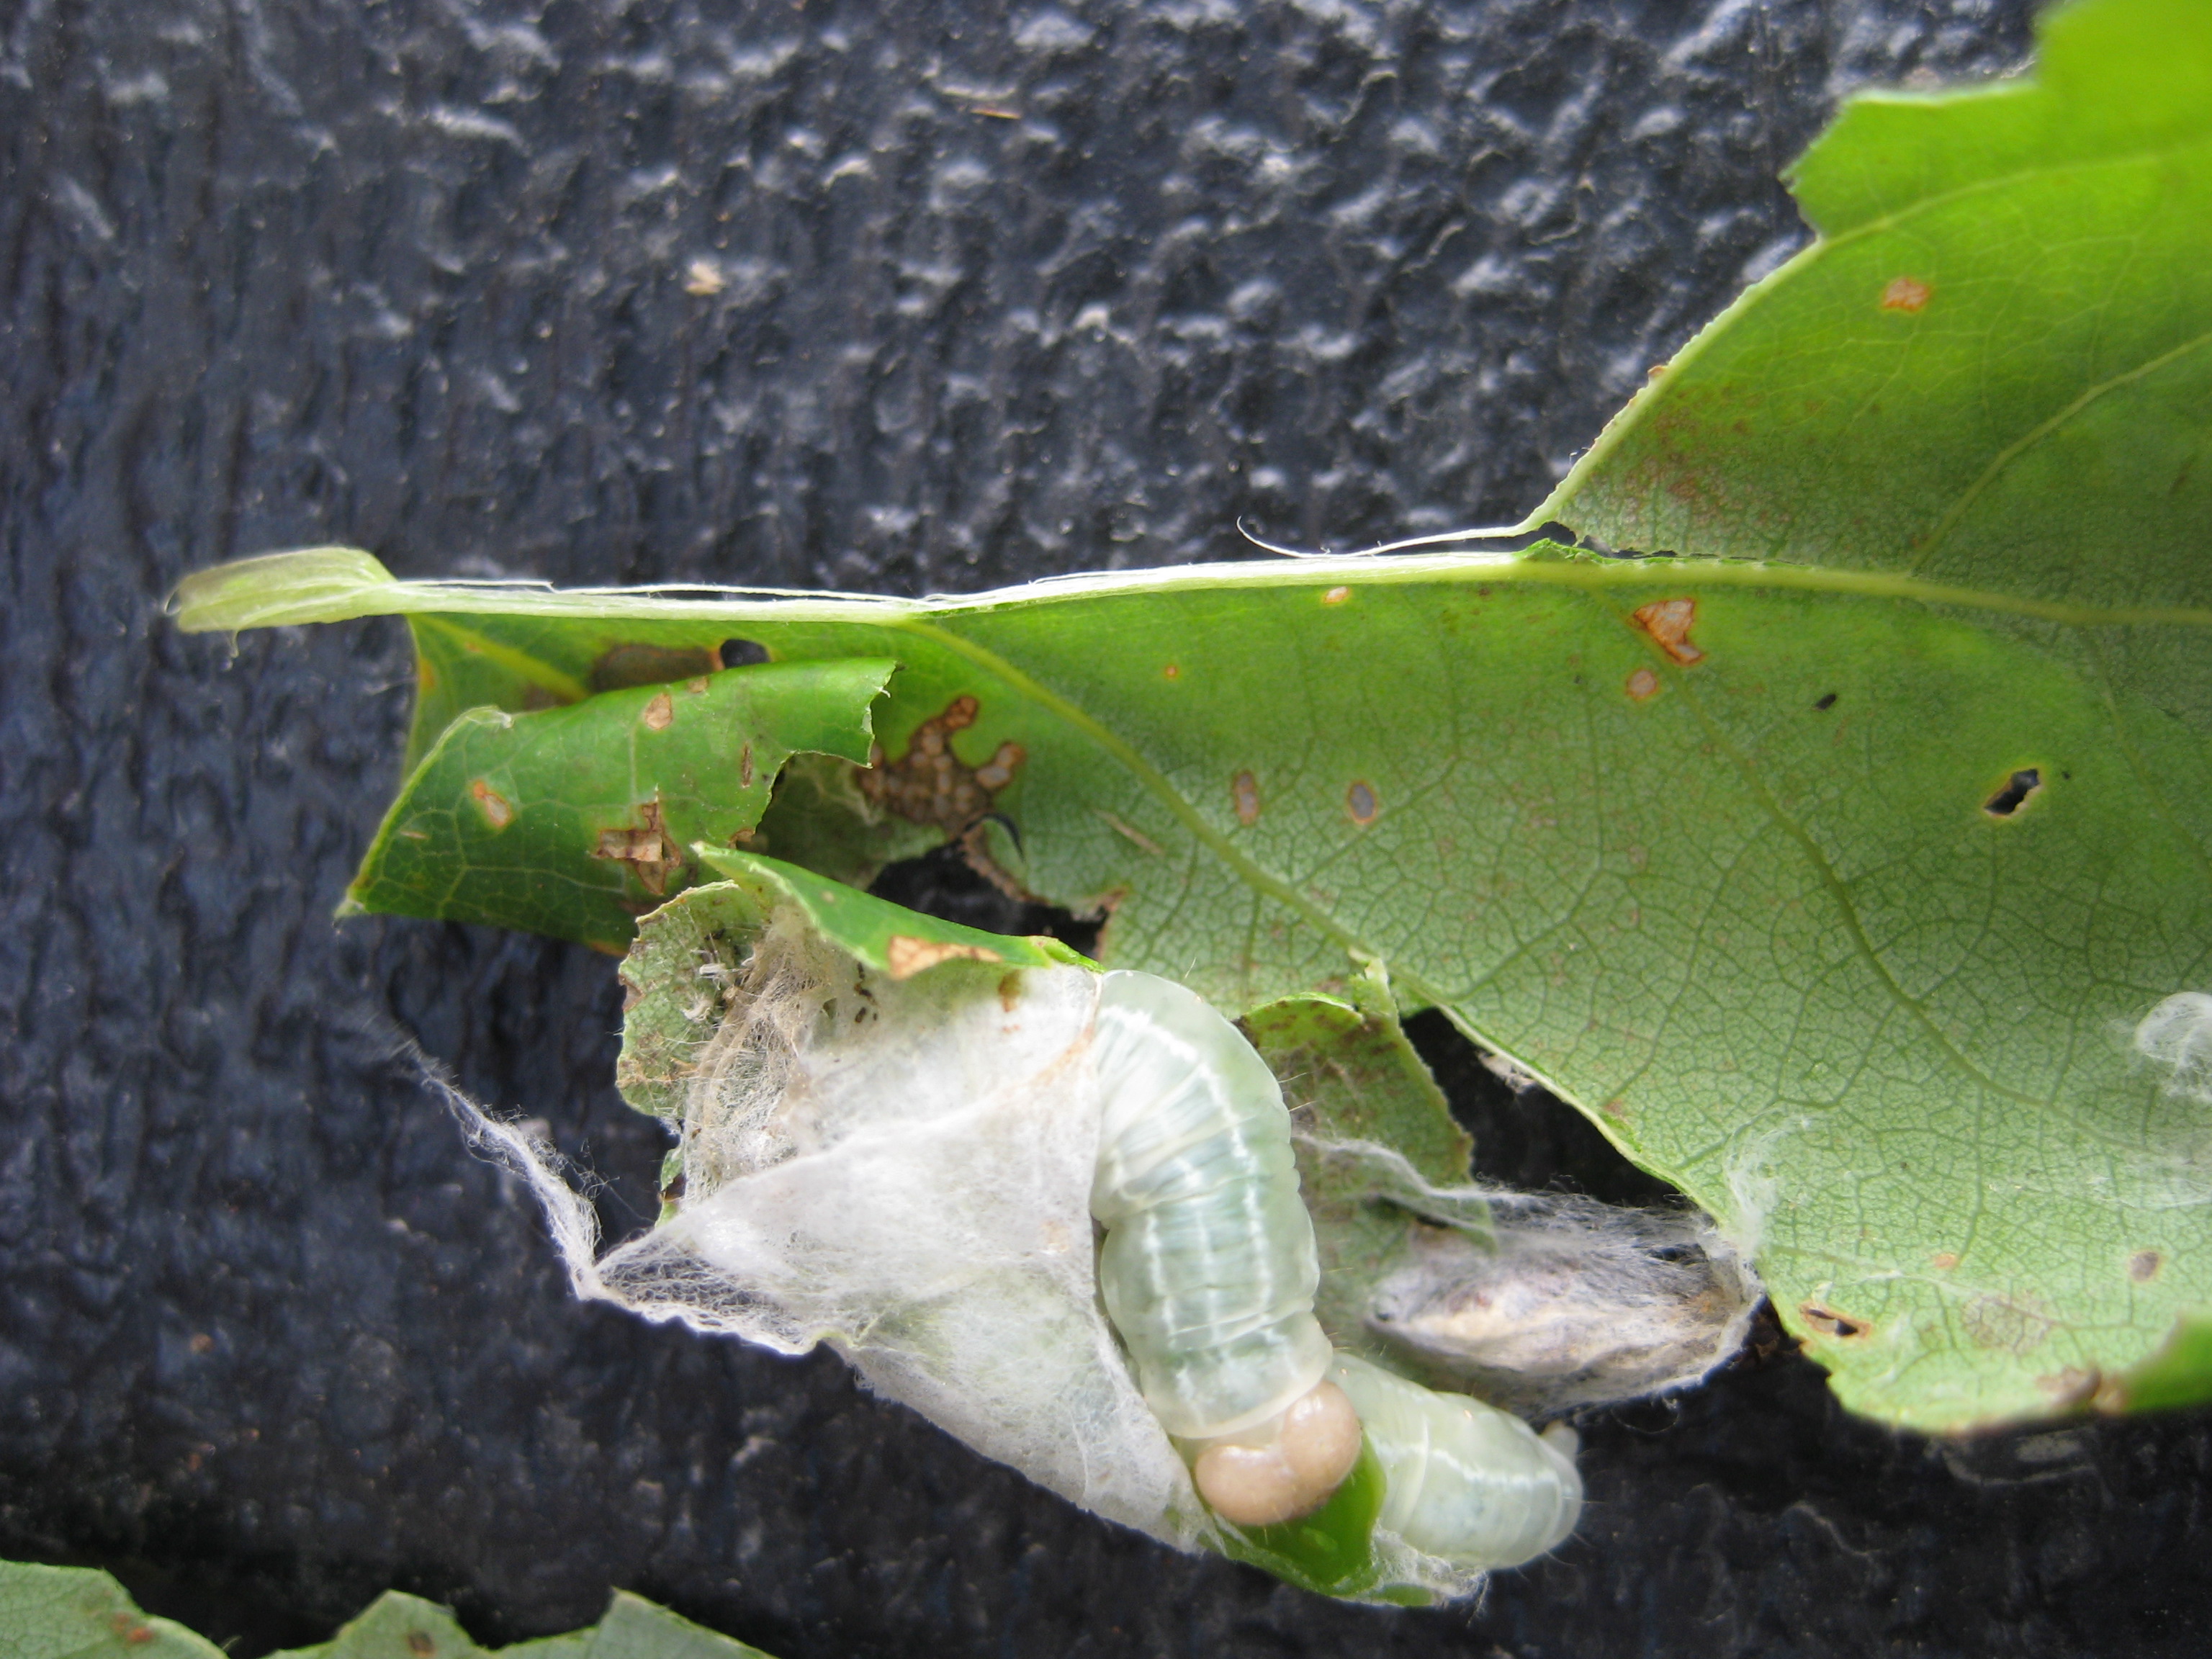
1880,275,1933,313
1322,586,1351,606
885,935,1002,979
641,691,675,732
2129,1249,2163,1283
739,742,755,789
405,1632,438,1659
1961,1292,2054,1354
2037,1366,2105,1411
593,796,685,896
590,642,718,692
1630,598,1706,665
859,696,1025,834
1625,666,1661,702
1233,770,1262,826
1798,1303,1871,1341
1163,662,1182,680
469,778,515,830
1345,780,1379,825
1600,1096,1629,1121
1931,1251,1961,1271
998,971,1025,1012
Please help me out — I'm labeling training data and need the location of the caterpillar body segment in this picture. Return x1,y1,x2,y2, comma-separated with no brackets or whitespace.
1089,970,1335,1439
1331,1352,1583,1570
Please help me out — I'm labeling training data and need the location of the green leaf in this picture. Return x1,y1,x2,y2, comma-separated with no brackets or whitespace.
263,1587,778,1659
0,1562,226,1659
2101,1312,2212,1414
1544,0,2212,732
168,0,2212,1432
1211,1444,1392,1601
349,663,894,951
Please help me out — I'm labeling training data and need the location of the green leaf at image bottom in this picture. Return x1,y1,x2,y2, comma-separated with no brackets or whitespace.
0,1566,783,1659
348,660,894,950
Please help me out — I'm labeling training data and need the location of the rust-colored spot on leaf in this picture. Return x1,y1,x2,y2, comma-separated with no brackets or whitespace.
416,655,439,693
998,972,1024,1012
1163,662,1181,680
593,796,685,896
859,696,1024,833
1232,770,1261,826
1630,598,1705,665
1798,1303,1872,1341
1931,1252,1960,1272
641,691,675,732
1321,586,1351,606
469,778,515,830
405,1632,439,1658
1624,666,1660,702
1600,1096,1629,1121
1345,780,1379,826
2129,1249,2163,1283
113,1615,156,1645
885,935,1002,979
1879,275,1933,313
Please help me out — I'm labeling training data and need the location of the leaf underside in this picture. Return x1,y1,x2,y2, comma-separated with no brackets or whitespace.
168,0,2212,1432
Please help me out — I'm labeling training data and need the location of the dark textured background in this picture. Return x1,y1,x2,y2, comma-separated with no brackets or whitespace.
7,0,2211,1654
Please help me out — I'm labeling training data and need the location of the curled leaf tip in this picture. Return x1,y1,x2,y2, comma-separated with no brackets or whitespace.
168,546,397,631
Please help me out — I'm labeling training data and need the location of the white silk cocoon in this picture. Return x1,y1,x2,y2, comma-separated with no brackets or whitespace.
446,913,1205,1546
427,909,1630,1599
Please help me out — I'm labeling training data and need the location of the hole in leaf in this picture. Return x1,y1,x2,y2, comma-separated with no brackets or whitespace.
1984,768,2042,817
869,842,1101,958
716,637,770,669
1798,1303,1870,1340
1401,1011,1678,1207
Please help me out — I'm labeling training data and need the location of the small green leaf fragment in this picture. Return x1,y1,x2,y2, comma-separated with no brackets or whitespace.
273,1592,483,1659
1210,1443,1390,1599
0,1562,228,1659
2103,1312,2212,1415
347,661,894,950
689,850,1091,979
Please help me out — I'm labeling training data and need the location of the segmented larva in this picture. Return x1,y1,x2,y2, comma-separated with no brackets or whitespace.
1088,971,1583,1568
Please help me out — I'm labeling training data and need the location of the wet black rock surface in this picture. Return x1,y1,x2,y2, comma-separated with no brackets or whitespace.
6,1,2208,1655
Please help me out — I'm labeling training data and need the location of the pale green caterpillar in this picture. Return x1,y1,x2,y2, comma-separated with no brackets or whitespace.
1088,971,1583,1569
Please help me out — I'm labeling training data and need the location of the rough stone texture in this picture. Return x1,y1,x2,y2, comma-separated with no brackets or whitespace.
5,1,2208,1655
